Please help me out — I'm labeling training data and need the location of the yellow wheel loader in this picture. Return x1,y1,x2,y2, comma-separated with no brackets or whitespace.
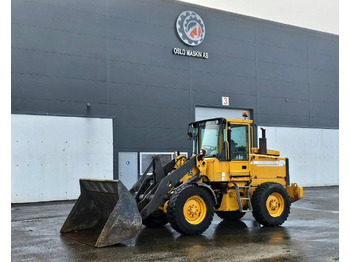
61,115,303,247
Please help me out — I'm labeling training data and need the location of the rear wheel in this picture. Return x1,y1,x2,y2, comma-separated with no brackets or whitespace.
142,209,168,228
251,182,291,226
167,184,214,235
216,211,245,221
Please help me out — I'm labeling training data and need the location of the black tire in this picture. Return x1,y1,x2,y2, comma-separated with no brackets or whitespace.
142,209,168,228
215,211,245,221
251,182,291,226
167,184,214,235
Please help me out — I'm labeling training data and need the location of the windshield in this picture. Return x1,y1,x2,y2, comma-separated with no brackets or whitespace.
192,120,226,160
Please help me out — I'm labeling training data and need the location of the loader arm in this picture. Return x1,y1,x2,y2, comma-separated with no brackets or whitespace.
134,156,197,219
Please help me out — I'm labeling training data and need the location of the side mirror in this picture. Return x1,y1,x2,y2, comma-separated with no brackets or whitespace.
187,132,193,140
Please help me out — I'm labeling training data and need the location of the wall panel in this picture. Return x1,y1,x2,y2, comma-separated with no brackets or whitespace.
11,115,113,202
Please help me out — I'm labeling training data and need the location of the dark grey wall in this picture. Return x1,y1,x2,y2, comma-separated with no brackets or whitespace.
11,0,339,177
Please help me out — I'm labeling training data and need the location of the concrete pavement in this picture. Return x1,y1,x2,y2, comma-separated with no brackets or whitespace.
11,186,339,261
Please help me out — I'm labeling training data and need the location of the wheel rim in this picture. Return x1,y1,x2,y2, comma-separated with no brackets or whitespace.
266,192,284,217
183,195,207,225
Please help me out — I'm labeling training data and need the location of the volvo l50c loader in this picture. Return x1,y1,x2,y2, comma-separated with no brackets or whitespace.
61,115,303,247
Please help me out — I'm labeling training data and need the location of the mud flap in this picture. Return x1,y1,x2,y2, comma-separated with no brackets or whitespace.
60,179,142,247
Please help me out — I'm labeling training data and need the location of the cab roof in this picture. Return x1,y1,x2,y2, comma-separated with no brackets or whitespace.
189,117,253,126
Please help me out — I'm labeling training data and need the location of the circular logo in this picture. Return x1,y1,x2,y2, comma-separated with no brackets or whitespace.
176,11,205,46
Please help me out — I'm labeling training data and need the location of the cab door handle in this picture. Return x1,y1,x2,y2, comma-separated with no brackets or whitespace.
242,165,247,169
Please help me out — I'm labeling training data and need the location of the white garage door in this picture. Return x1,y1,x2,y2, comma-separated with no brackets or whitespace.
11,114,113,203
259,126,339,186
195,107,251,121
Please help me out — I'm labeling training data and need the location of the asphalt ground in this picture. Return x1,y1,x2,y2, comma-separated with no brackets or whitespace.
11,186,339,262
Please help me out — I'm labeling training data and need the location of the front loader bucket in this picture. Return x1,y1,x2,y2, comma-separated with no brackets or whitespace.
60,179,142,247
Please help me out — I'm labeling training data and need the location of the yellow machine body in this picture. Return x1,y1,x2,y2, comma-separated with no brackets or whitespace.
178,118,303,213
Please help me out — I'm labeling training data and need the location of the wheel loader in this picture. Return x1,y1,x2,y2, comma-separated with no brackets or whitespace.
61,114,303,247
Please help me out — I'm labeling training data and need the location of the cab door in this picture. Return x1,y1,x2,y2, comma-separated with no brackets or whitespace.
228,124,250,178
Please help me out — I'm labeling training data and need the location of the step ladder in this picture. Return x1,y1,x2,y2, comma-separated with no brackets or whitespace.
233,182,253,212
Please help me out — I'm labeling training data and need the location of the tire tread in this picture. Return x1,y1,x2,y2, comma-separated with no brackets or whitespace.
251,182,291,226
167,184,214,235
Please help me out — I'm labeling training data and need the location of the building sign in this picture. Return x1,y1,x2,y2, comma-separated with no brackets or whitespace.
176,11,205,46
173,48,208,59
222,97,229,106
173,11,209,59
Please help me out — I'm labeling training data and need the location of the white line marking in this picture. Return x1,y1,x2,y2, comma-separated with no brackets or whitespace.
293,206,339,214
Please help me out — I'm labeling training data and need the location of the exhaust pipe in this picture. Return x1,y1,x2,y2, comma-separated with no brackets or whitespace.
259,128,267,155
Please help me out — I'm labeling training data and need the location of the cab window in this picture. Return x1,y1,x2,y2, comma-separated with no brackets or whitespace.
229,125,248,160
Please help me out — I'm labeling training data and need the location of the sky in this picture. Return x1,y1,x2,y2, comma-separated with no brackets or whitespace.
178,0,339,34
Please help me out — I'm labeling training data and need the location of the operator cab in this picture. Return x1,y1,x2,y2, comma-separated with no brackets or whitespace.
188,117,252,161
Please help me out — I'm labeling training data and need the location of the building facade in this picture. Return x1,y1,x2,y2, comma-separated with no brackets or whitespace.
11,0,339,202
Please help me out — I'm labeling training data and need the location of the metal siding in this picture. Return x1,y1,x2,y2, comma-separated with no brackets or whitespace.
12,23,106,59
203,35,256,60
113,105,191,129
260,114,310,128
203,12,256,42
258,61,309,84
260,97,310,117
259,79,309,100
109,83,190,110
110,40,188,70
308,52,339,72
191,54,256,78
257,44,308,67
308,35,339,56
27,0,107,15
309,68,339,87
311,101,338,119
46,101,109,116
108,0,182,28
108,18,178,48
12,0,106,37
255,24,308,51
12,73,108,104
109,61,190,90
193,90,257,109
12,48,106,82
115,126,190,151
12,97,49,114
310,84,338,103
310,117,339,128
191,71,256,96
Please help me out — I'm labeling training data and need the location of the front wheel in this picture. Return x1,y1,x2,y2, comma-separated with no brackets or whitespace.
251,182,291,226
167,184,214,235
